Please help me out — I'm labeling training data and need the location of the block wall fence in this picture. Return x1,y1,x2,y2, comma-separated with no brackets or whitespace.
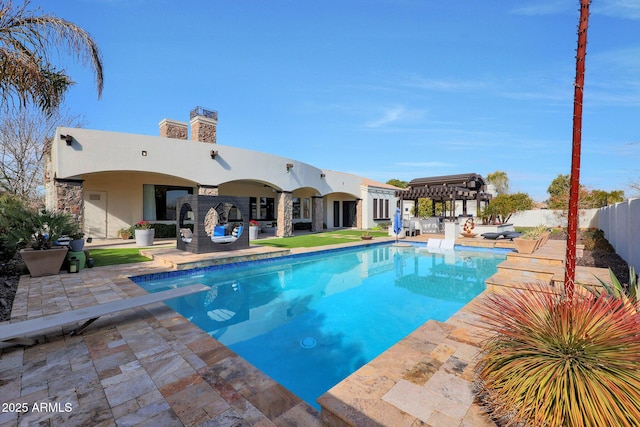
596,198,639,273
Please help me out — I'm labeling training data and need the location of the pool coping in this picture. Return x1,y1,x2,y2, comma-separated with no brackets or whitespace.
3,235,571,426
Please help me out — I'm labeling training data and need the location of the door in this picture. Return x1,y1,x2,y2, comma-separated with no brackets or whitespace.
333,201,340,228
343,201,356,228
84,191,107,238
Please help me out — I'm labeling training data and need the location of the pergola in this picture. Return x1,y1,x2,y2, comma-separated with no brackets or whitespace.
395,173,492,219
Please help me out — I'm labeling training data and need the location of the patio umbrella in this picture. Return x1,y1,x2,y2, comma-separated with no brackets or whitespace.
393,207,402,242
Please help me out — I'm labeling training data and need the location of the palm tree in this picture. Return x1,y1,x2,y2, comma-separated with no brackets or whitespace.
564,0,591,299
0,0,103,114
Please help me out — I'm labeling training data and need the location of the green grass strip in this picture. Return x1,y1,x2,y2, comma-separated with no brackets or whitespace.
257,230,389,249
89,248,152,267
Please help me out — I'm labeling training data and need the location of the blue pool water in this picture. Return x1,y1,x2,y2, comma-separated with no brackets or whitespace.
133,243,508,408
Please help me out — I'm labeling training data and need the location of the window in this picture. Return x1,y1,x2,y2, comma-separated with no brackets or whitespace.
292,197,311,219
250,197,275,220
373,198,390,220
143,184,193,221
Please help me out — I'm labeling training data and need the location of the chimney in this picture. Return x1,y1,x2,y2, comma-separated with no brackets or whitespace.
190,106,218,143
159,119,188,140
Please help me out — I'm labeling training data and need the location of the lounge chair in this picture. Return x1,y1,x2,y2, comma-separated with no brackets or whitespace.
0,284,209,348
481,231,522,241
480,232,503,240
426,238,442,251
440,239,455,250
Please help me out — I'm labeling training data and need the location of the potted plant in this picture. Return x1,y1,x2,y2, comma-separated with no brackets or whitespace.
249,219,259,240
68,230,85,252
134,221,154,247
7,210,77,277
118,227,132,240
513,225,549,254
361,231,373,240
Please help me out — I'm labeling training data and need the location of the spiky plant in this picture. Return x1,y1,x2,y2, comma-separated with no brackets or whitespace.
474,284,640,427
590,267,638,308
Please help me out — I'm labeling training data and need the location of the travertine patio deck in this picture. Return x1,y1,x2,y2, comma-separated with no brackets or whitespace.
0,236,609,426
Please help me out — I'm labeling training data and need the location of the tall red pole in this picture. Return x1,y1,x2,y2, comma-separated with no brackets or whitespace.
565,0,591,300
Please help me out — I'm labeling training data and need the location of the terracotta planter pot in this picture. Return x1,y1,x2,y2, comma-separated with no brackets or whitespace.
513,238,539,254
361,236,373,240
20,247,69,277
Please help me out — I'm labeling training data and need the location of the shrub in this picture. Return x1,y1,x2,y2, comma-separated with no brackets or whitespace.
580,228,614,252
0,194,32,261
150,223,177,238
293,222,312,231
475,284,640,427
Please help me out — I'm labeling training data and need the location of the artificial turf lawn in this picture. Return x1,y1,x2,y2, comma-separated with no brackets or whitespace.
256,229,389,249
87,230,389,265
88,248,152,267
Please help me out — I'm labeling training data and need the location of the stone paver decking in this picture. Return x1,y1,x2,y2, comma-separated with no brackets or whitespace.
0,237,607,426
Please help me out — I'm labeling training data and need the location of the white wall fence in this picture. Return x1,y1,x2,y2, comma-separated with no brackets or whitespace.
596,198,639,273
509,208,599,229
501,205,638,271
507,202,638,272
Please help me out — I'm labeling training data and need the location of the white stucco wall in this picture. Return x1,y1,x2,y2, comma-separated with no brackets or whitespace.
51,127,398,236
509,208,599,229
53,127,362,197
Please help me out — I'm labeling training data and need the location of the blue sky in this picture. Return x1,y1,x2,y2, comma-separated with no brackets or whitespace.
31,0,640,202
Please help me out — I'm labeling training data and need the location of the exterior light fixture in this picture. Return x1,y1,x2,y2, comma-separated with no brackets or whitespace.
286,163,294,172
141,150,147,156
320,173,326,178
61,134,73,146
210,150,218,159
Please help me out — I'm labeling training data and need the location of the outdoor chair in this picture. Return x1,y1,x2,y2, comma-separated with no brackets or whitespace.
403,220,417,237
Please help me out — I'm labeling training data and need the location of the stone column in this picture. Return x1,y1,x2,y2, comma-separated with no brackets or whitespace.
159,119,188,139
312,196,324,232
276,192,293,238
198,185,218,196
54,178,84,227
356,198,363,229
190,107,218,143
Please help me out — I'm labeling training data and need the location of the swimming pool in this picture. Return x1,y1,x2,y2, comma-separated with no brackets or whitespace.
133,242,508,408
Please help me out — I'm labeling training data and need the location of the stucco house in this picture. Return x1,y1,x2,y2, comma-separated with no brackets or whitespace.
45,107,400,239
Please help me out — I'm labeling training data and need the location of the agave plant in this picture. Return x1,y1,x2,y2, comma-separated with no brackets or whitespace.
588,266,638,308
474,284,640,427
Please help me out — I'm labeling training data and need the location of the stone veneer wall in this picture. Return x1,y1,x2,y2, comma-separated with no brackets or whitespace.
198,185,219,196
190,116,217,143
159,119,188,140
277,192,293,238
312,196,324,232
356,199,363,229
54,179,84,227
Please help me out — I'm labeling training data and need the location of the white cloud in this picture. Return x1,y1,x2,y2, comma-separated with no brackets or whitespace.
510,1,569,16
398,74,488,92
364,106,425,128
596,0,640,20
